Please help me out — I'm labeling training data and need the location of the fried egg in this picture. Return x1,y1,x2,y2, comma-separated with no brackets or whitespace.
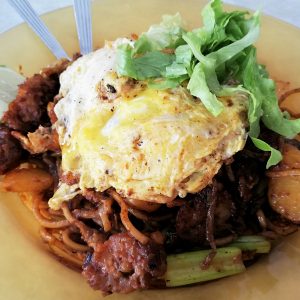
51,39,248,208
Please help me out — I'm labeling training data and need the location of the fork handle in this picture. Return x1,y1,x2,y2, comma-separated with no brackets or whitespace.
73,0,93,54
8,0,70,60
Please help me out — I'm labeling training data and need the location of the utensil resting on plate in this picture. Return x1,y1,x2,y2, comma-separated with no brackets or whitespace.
73,0,93,54
7,0,69,60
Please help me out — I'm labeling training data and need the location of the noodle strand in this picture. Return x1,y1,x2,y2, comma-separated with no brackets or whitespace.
108,190,150,244
62,228,90,252
31,193,70,228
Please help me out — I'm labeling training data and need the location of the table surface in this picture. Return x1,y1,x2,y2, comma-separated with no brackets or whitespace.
0,0,300,34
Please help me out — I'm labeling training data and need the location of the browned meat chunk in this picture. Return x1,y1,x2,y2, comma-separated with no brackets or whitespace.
2,59,69,132
176,184,234,246
40,59,70,78
2,74,58,131
82,233,166,294
11,126,60,154
176,188,209,244
83,189,103,204
0,125,23,174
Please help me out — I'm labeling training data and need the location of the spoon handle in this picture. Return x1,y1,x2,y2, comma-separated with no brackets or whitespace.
7,0,69,60
73,0,93,54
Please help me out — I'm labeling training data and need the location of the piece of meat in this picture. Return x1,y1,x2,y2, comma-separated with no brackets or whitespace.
76,222,105,250
176,189,209,245
176,183,235,247
11,126,60,154
214,187,235,229
0,124,23,174
2,74,58,131
231,150,267,214
83,189,104,204
82,233,166,294
2,59,69,132
206,182,217,250
40,59,70,79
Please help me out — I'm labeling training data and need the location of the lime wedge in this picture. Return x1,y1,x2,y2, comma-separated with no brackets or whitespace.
0,67,25,118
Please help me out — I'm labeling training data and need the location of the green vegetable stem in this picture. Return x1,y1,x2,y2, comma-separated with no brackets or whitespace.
165,247,245,287
164,236,271,287
229,235,271,254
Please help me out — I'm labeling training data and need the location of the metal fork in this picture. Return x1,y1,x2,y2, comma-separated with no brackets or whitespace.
73,0,93,55
7,0,69,60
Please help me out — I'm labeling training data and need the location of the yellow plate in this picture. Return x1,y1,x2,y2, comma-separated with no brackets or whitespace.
1,0,300,299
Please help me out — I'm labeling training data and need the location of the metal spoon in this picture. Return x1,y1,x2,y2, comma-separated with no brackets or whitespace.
7,0,70,60
73,0,93,55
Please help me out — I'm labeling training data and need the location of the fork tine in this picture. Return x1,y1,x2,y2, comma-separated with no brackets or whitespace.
7,0,70,60
73,0,93,55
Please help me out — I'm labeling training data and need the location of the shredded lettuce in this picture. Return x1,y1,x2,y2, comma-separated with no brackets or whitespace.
148,76,188,90
116,45,175,80
251,137,282,168
188,63,224,116
133,13,185,55
239,47,300,139
259,72,300,138
217,85,282,168
115,0,300,167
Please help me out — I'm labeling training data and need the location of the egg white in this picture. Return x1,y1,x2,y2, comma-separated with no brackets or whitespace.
51,39,248,208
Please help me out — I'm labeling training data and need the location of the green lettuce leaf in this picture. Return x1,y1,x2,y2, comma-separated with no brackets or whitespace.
116,44,175,80
148,75,188,90
240,48,263,137
251,137,282,168
116,44,137,79
133,13,185,55
260,76,300,138
240,47,300,139
165,62,188,78
175,45,193,65
181,2,260,116
187,63,224,116
206,12,260,67
115,0,300,167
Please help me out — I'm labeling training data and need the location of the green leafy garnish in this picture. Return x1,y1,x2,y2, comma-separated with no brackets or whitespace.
133,13,185,55
187,62,224,116
116,0,300,167
116,45,175,80
251,137,282,168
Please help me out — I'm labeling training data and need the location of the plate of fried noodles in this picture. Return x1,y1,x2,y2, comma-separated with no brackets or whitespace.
0,0,300,299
